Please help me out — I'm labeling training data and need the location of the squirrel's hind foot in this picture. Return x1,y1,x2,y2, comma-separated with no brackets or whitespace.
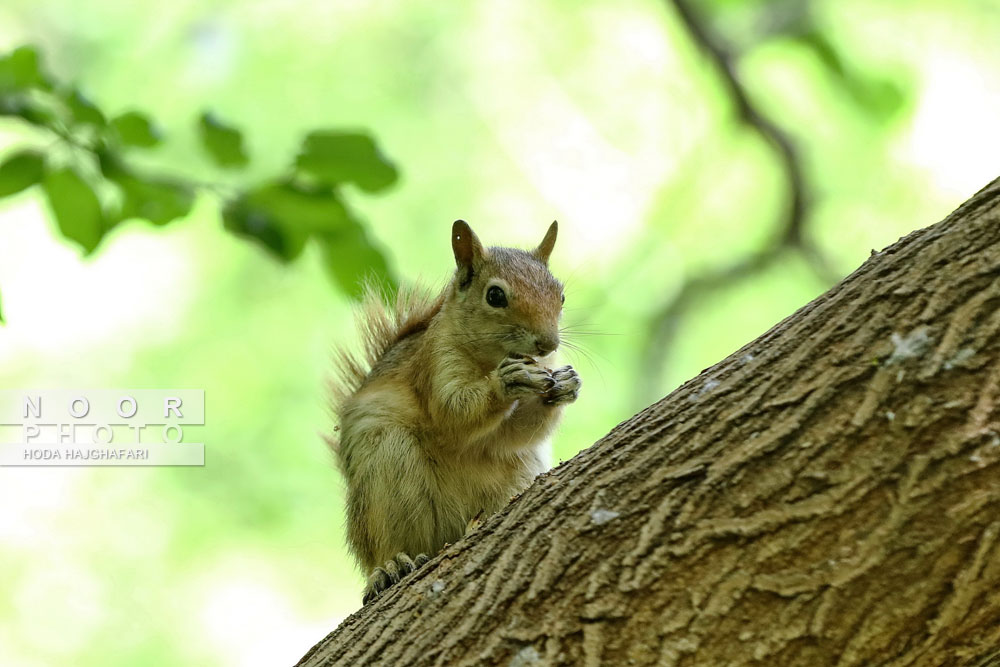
362,552,431,604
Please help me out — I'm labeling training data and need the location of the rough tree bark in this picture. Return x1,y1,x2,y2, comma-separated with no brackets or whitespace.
299,178,1000,666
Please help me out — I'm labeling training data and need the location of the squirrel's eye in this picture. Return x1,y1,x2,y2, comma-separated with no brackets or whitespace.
486,285,508,308
561,293,565,305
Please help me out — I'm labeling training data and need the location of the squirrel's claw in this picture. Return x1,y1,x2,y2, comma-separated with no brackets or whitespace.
362,551,431,604
543,365,581,405
465,509,486,535
499,355,555,398
363,567,393,604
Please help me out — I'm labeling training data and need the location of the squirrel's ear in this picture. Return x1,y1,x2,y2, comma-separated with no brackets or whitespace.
533,221,558,264
452,220,483,288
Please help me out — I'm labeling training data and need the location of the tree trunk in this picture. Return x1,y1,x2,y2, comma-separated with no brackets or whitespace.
298,178,1000,667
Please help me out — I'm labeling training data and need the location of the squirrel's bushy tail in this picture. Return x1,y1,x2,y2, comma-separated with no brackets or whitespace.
325,281,442,455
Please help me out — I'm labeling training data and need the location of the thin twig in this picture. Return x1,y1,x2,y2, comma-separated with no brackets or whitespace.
638,0,840,404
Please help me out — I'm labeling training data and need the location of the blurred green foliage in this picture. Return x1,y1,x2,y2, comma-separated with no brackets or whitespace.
0,0,997,665
198,112,249,168
0,45,399,322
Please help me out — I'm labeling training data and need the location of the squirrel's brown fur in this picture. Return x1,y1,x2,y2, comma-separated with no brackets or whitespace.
328,220,581,603
326,284,443,431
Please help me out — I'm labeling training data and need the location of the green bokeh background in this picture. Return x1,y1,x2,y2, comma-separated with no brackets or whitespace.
1,0,999,664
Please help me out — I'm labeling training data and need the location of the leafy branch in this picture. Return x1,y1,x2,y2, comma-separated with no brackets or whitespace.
0,45,400,322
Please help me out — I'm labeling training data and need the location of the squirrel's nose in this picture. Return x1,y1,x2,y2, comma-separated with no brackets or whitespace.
535,335,559,356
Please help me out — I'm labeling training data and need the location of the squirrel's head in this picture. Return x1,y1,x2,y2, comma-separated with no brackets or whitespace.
448,220,564,360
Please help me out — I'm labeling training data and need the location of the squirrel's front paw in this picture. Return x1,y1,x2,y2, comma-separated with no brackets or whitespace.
498,355,555,399
543,365,581,405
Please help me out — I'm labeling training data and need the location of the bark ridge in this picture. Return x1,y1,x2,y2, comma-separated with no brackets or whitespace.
299,177,1000,667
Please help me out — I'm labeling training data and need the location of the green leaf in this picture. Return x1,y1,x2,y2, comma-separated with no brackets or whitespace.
0,150,45,197
198,112,249,168
112,173,194,226
42,167,106,253
0,46,51,93
111,111,161,147
247,182,351,234
318,219,396,298
223,201,308,262
223,181,350,261
796,30,905,121
0,288,4,324
0,97,57,126
99,154,193,225
295,131,398,193
65,89,106,127
223,180,395,293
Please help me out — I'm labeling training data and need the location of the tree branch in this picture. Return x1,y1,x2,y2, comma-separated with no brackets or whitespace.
639,0,839,404
299,176,1000,667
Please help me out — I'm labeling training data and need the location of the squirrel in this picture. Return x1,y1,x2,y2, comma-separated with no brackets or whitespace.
327,219,581,604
